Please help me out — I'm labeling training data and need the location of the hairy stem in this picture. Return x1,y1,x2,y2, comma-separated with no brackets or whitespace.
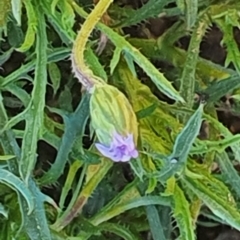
71,0,113,89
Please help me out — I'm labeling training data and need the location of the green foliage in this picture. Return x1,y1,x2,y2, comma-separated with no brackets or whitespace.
113,0,172,28
1,0,240,239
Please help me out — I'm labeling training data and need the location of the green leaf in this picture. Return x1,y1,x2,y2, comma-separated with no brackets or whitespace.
0,48,70,88
41,0,74,44
179,16,207,107
16,0,37,52
71,4,184,102
124,42,184,102
152,103,204,181
50,0,75,40
201,75,240,103
136,103,158,120
216,152,240,199
190,134,240,155
71,149,101,165
98,222,141,240
39,93,90,185
219,20,240,73
146,205,166,240
124,52,137,77
0,48,14,65
0,155,15,160
58,86,73,112
20,179,52,240
3,83,30,108
173,184,195,240
129,157,145,181
59,160,82,210
92,195,171,226
116,0,173,27
51,0,60,15
11,0,22,26
59,0,75,31
0,203,8,219
85,44,108,81
90,180,170,226
52,158,113,231
0,94,51,239
183,173,240,231
0,0,11,28
19,3,48,182
127,37,233,80
0,169,34,214
177,0,198,28
110,47,122,75
48,62,61,96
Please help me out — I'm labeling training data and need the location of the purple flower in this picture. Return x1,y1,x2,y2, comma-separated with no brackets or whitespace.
95,132,138,162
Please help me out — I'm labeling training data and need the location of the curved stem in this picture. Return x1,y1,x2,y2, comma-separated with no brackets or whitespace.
71,0,113,89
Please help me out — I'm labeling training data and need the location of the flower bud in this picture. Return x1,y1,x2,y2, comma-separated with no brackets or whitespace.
90,84,138,162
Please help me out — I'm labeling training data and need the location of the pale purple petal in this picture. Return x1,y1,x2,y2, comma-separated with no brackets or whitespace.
110,147,122,160
125,134,135,150
130,149,138,158
110,153,124,162
95,143,124,162
95,143,109,153
119,154,131,162
95,143,115,159
95,132,138,162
